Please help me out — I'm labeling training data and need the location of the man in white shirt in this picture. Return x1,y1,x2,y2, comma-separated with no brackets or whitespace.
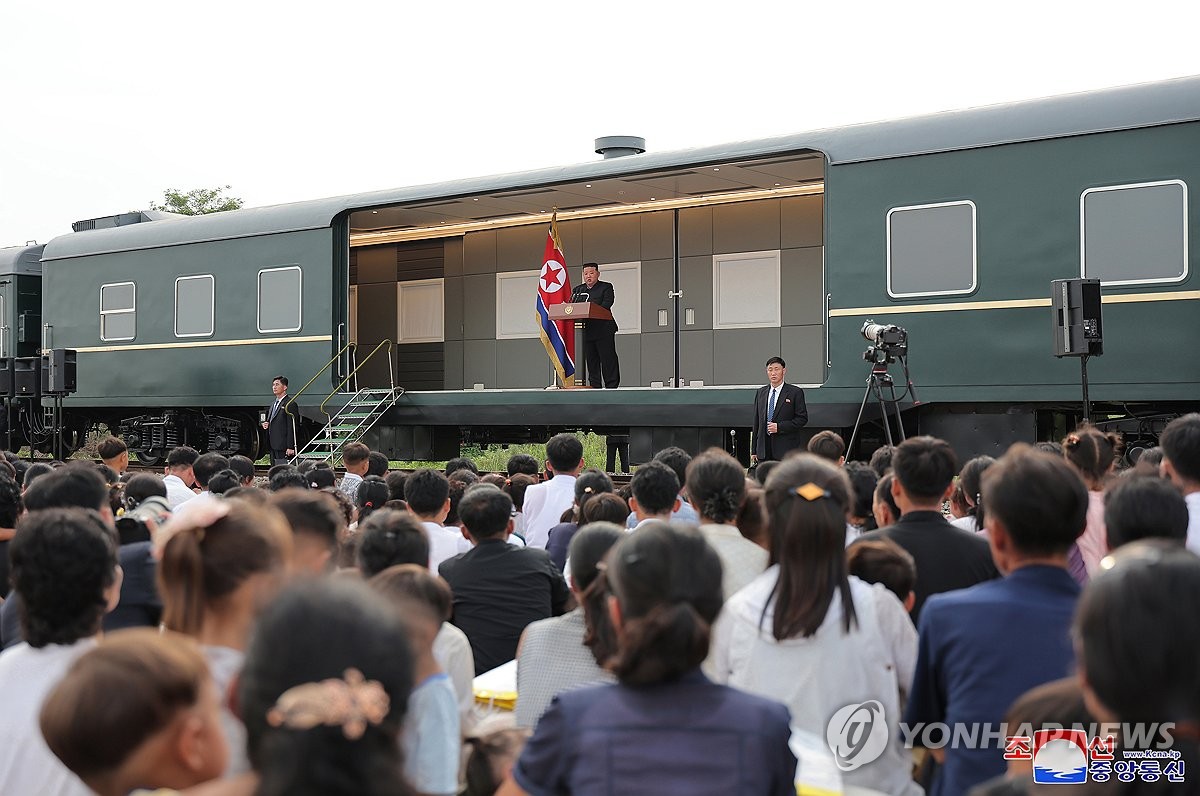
0,507,122,796
162,446,199,509
175,452,229,514
1159,413,1200,554
405,469,462,570
522,434,584,549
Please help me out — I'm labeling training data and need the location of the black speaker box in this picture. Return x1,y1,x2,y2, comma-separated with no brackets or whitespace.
1051,278,1103,357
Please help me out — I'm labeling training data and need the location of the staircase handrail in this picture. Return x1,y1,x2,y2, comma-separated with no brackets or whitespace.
319,339,397,419
284,340,358,416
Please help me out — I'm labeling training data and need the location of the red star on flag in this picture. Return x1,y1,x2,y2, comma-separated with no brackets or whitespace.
540,260,565,292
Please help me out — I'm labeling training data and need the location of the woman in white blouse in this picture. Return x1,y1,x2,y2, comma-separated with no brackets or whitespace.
708,454,921,796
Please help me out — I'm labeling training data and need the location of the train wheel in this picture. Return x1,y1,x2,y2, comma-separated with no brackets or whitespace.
136,448,164,467
236,416,263,461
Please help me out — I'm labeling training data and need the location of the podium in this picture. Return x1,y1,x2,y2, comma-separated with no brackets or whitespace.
547,302,614,387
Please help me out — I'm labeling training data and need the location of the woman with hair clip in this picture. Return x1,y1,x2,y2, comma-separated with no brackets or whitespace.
951,455,995,533
1062,424,1122,575
500,522,797,796
709,454,920,796
688,449,768,598
157,500,293,776
545,468,613,572
1074,540,1200,795
238,578,416,796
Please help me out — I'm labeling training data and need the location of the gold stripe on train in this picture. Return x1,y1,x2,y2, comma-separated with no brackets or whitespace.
73,335,333,353
829,290,1200,318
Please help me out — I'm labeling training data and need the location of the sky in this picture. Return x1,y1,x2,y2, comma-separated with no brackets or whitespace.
2,0,1199,247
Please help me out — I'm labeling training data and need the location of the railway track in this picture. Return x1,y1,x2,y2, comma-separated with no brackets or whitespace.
109,460,634,486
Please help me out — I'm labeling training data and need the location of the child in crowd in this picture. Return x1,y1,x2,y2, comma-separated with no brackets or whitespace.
40,629,230,796
846,537,917,612
356,475,391,524
464,729,530,796
370,565,461,796
1061,424,1122,574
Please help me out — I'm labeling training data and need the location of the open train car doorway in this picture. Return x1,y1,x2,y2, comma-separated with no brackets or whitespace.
341,149,828,394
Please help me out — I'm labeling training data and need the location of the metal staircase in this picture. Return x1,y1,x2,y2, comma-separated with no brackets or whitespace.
289,340,403,468
291,387,402,467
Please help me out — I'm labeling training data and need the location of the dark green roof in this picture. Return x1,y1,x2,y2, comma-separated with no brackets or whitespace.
42,74,1200,261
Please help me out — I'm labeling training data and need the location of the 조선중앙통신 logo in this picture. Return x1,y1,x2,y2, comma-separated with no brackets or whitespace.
1006,729,1185,785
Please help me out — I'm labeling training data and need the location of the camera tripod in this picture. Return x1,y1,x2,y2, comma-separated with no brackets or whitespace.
846,360,909,456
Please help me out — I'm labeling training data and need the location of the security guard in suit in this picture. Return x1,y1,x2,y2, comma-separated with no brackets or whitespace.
752,357,808,462
262,375,296,464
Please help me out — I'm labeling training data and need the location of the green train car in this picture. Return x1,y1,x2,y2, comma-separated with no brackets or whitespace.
30,75,1200,462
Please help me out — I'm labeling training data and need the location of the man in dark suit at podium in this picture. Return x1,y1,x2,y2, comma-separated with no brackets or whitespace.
752,357,808,463
261,375,296,464
572,262,620,388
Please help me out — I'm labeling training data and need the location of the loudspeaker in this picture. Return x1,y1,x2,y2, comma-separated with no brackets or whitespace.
13,357,39,397
45,348,77,394
1051,278,1103,357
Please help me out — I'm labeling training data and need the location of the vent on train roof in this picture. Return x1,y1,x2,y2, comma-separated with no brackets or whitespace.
70,210,175,233
595,136,646,159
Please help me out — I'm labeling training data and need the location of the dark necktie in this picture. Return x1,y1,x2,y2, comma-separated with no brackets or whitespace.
767,388,777,427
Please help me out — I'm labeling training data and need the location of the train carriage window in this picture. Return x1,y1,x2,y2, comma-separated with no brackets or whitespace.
99,281,136,341
1081,180,1188,286
258,266,302,333
174,275,214,338
713,250,781,329
886,201,977,298
397,279,444,343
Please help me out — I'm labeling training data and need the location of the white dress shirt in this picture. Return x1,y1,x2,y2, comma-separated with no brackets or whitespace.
423,520,464,571
162,473,196,510
1186,492,1200,555
0,640,96,796
521,474,577,549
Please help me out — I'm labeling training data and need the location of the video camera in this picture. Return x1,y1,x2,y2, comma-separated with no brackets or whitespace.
861,320,908,365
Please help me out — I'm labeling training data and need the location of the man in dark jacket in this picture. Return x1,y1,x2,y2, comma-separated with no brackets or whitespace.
751,357,808,462
572,263,619,388
262,375,296,464
854,435,1000,623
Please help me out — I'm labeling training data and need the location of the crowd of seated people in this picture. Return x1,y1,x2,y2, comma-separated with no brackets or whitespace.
0,417,1198,795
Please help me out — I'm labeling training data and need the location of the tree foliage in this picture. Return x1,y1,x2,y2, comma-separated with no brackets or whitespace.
149,185,244,215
